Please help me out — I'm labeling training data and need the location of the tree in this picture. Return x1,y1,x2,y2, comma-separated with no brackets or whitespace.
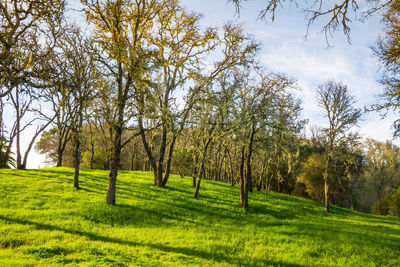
8,85,54,170
56,26,98,189
136,0,218,187
82,0,165,205
316,80,362,211
230,0,390,42
372,2,400,137
231,67,295,208
172,147,194,178
364,139,400,214
0,0,65,97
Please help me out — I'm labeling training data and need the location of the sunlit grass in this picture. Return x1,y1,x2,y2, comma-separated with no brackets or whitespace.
0,167,399,266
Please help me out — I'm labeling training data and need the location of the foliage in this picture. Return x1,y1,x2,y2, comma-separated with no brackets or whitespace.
388,187,400,217
297,153,325,201
372,2,400,137
362,139,400,213
172,147,194,178
371,187,400,217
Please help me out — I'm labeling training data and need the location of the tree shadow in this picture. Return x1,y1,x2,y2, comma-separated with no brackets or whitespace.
0,215,305,266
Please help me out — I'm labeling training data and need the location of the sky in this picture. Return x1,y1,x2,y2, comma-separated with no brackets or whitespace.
5,0,398,168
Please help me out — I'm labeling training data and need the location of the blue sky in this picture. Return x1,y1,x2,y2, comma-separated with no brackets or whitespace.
179,0,394,142
8,0,398,168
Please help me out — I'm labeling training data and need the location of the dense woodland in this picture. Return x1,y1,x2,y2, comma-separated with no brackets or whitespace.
1,0,400,217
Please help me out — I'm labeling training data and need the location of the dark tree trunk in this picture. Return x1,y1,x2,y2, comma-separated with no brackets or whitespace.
228,150,234,186
139,116,157,185
193,159,205,199
246,124,256,193
193,178,201,199
193,133,213,199
162,134,176,186
90,140,95,169
106,124,123,205
239,145,247,208
72,131,81,190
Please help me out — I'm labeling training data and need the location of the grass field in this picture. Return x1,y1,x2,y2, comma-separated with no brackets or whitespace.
0,167,399,266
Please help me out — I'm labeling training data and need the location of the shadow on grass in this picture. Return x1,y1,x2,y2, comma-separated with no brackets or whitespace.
0,215,304,267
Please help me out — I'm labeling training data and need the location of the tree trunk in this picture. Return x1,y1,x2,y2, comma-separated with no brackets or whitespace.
239,145,247,208
72,131,81,190
162,134,176,186
22,117,55,170
193,178,201,199
15,88,22,170
90,139,95,169
257,173,263,191
130,142,136,171
227,150,234,186
246,125,256,193
193,156,206,199
193,158,205,199
265,170,273,199
193,129,214,198
323,161,330,212
139,116,157,185
106,125,123,205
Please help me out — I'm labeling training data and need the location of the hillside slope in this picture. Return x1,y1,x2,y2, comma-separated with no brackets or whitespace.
0,168,399,266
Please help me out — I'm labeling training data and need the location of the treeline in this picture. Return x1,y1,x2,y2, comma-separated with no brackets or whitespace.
35,121,400,216
1,0,400,216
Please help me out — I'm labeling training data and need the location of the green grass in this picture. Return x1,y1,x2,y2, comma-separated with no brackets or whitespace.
0,168,399,266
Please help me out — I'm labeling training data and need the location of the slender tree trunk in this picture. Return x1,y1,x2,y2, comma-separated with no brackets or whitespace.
193,141,209,199
72,130,81,190
15,88,22,169
265,170,273,199
193,134,213,199
130,142,136,171
162,134,176,186
90,139,95,169
22,116,55,170
193,160,205,199
193,176,201,199
246,125,256,193
139,116,157,185
323,159,330,212
239,145,247,208
228,150,234,186
257,172,263,191
191,165,197,187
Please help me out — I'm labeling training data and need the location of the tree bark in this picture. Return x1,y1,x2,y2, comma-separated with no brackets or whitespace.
239,145,247,208
193,177,201,199
246,124,256,193
72,130,81,190
162,134,176,186
193,132,213,199
107,127,122,205
323,156,330,212
138,115,157,185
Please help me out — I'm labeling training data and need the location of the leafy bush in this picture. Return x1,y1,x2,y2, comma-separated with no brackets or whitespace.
388,187,400,217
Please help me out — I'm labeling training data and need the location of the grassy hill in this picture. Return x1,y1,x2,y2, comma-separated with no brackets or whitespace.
0,168,399,266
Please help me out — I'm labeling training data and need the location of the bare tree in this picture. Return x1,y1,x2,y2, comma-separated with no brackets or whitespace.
316,80,362,212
